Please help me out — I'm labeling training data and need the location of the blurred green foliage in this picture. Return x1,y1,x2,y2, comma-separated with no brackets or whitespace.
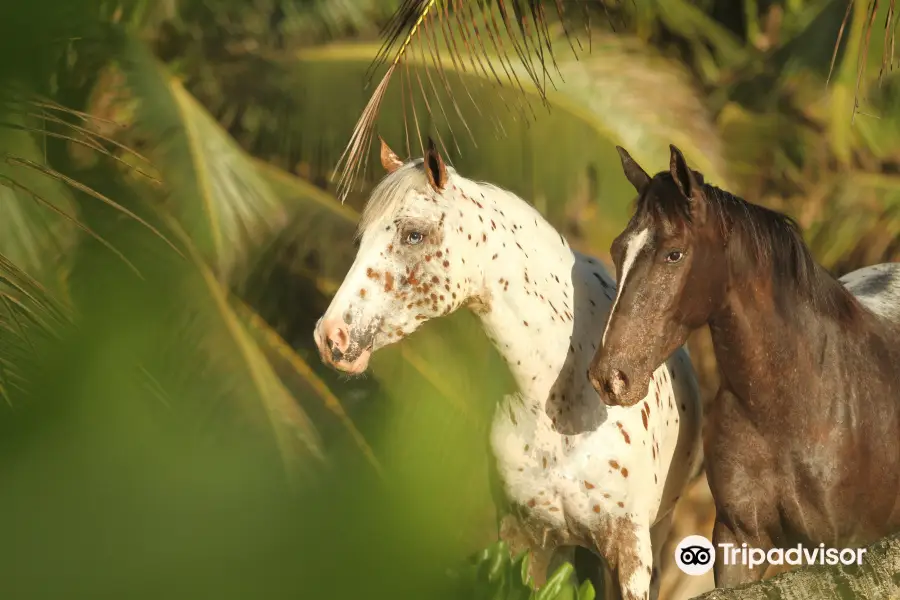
0,1,898,599
451,541,597,600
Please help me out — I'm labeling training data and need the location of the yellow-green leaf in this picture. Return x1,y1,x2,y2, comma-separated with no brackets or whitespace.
117,36,289,281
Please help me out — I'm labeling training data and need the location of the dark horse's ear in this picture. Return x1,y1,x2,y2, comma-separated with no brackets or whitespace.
424,137,448,192
669,145,707,221
616,146,651,192
669,145,702,200
379,136,404,173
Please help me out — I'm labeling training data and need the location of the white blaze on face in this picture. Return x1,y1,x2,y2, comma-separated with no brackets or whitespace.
602,228,650,348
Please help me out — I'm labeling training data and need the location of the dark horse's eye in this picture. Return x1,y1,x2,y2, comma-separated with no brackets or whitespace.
404,231,425,245
665,250,685,264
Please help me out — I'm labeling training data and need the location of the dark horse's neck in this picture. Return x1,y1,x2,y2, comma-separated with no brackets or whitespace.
709,260,863,404
703,187,867,402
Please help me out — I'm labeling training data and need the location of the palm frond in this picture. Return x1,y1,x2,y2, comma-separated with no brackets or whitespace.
249,157,361,287
0,103,80,292
236,299,382,475
231,37,726,229
112,34,290,282
143,207,329,485
334,0,591,202
825,0,900,122
0,250,71,399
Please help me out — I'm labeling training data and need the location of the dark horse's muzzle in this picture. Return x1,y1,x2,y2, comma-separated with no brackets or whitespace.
588,351,648,408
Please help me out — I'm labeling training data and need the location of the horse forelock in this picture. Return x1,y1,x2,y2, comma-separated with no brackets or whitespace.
634,173,693,228
356,161,427,242
356,159,464,242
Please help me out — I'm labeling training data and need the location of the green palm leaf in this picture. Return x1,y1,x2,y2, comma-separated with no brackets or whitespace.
114,34,290,282
47,34,347,478
235,296,381,473
0,105,78,293
251,157,360,291
0,97,81,402
92,199,332,482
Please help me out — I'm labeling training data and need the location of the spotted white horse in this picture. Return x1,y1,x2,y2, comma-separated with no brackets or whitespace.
313,139,704,600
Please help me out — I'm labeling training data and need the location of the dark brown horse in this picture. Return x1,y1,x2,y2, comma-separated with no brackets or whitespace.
587,144,900,589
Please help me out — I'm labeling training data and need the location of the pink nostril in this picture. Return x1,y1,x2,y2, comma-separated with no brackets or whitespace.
321,320,350,362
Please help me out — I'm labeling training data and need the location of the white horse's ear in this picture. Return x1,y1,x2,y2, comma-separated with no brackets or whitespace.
424,137,448,191
380,137,404,173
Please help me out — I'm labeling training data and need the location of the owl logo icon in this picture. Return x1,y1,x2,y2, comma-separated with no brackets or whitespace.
675,535,716,576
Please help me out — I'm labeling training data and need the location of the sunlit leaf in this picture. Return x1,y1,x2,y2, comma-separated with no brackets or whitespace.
115,35,290,282
0,106,77,293
158,214,327,483
251,157,360,290
236,297,380,473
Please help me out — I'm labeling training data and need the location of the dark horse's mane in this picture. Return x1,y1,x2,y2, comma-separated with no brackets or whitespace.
637,173,860,322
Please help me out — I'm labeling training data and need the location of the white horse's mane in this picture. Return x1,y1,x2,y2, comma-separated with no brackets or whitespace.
357,159,430,240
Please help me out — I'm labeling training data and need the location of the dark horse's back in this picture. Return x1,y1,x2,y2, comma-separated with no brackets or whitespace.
821,262,900,545
737,262,900,553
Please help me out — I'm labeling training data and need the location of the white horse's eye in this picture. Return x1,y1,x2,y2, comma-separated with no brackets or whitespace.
405,231,425,245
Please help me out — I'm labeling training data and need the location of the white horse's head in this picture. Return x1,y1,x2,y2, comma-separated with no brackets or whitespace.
314,138,491,374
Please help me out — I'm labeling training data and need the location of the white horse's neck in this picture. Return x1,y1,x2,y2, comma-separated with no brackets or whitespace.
453,177,580,407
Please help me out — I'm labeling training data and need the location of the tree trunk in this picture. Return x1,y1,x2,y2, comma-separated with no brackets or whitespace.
693,533,900,599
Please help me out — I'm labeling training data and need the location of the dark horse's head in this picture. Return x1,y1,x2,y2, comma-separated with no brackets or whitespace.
588,145,729,407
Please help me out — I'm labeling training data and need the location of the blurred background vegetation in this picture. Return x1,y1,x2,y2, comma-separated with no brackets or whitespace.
0,0,896,598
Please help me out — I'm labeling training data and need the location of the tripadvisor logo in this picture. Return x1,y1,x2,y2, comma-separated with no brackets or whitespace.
674,535,868,576
720,542,867,570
